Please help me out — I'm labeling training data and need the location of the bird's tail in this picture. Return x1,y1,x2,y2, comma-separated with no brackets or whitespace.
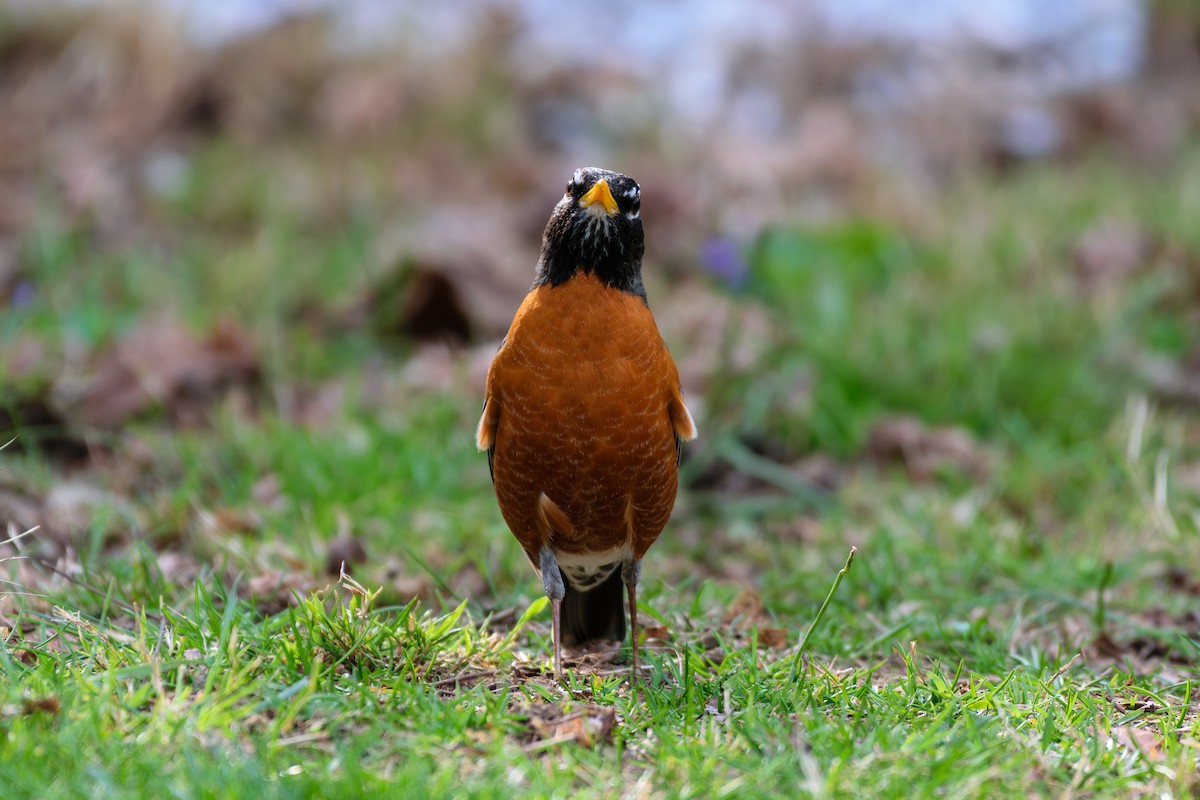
560,568,626,646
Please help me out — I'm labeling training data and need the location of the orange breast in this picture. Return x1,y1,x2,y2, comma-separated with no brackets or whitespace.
484,272,683,561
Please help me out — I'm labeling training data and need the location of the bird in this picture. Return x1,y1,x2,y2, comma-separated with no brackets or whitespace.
476,167,696,679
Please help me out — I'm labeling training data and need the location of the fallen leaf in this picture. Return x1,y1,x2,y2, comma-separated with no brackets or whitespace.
1163,566,1200,596
389,574,434,602
1143,353,1200,408
562,639,623,670
448,562,487,598
1088,631,1125,659
325,533,368,576
1090,615,1198,664
641,624,671,642
1072,219,1148,290
195,507,263,540
397,343,465,395
1115,696,1161,714
155,552,201,583
1,695,60,716
757,627,788,649
3,630,38,666
276,381,346,428
865,415,989,481
41,482,136,547
792,454,845,492
246,570,317,615
520,703,616,748
1108,725,1165,762
20,696,61,716
66,317,260,429
251,473,285,509
722,588,766,626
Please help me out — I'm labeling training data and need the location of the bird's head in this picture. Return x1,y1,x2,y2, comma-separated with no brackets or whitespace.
534,167,646,299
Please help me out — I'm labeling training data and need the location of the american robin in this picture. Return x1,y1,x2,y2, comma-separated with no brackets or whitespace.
477,167,696,679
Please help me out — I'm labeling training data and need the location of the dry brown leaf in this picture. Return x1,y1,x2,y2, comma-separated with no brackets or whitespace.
1,694,60,716
276,382,346,428
448,563,487,599
757,627,789,649
561,639,623,670
67,318,260,429
397,344,465,396
1072,219,1148,290
325,533,368,577
641,624,671,642
791,454,845,493
722,587,767,626
865,415,989,481
40,482,136,546
21,696,61,716
3,630,39,667
194,507,263,542
155,552,201,584
1089,631,1125,659
1090,617,1198,664
1108,725,1165,762
1,335,50,381
521,703,616,748
1163,566,1200,596
390,574,435,602
246,570,317,615
251,473,285,510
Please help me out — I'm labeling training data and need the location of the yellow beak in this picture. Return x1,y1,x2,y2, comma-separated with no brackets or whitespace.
579,179,619,216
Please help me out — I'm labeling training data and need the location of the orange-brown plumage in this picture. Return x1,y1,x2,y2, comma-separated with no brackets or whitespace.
479,271,692,563
477,167,695,679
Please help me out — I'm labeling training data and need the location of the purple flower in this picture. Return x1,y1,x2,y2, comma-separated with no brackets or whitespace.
701,237,748,288
11,280,34,308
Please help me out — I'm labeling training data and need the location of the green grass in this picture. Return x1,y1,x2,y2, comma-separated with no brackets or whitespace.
3,143,1200,797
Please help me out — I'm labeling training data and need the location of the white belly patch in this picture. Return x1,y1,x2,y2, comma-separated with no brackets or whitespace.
555,545,631,591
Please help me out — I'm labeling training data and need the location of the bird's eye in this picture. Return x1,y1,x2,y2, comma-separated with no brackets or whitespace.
565,182,572,194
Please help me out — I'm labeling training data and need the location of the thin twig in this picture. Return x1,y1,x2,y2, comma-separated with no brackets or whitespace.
522,732,580,752
26,558,143,617
431,669,498,688
1048,652,1082,683
1,525,39,549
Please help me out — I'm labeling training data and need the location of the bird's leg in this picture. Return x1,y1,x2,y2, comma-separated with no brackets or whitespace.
622,560,642,680
539,546,566,680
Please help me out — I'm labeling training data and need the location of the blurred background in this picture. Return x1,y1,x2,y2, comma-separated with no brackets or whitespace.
2,0,1199,640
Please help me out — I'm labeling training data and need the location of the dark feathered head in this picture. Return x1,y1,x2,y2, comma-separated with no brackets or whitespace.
534,167,646,299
